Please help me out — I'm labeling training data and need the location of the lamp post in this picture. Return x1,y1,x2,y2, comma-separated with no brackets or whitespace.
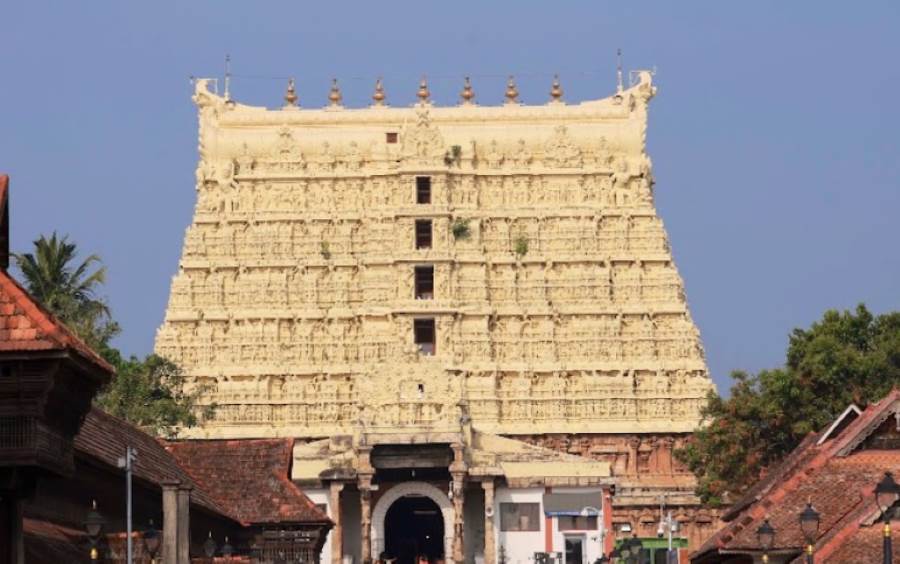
117,446,138,564
799,502,820,564
222,536,235,559
84,500,106,561
756,518,775,564
204,531,218,559
143,519,160,564
875,471,899,564
656,496,679,563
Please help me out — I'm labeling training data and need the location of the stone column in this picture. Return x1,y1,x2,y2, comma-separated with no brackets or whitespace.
450,443,467,564
451,474,465,564
330,482,345,564
481,480,495,564
358,445,374,564
360,484,372,564
161,481,179,564
177,484,192,564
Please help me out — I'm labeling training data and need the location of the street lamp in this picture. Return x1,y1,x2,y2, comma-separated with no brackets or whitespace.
222,536,235,558
84,500,106,561
656,495,679,563
756,518,775,564
875,471,899,564
799,502,820,564
143,519,160,563
204,530,218,558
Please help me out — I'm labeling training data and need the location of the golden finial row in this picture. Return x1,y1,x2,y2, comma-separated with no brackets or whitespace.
281,75,567,108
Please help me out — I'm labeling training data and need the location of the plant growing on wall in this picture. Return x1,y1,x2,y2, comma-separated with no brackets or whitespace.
513,235,529,257
320,241,331,260
443,144,463,167
451,218,472,240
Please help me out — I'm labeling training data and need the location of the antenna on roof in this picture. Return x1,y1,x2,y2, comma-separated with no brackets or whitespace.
224,54,232,101
616,48,624,93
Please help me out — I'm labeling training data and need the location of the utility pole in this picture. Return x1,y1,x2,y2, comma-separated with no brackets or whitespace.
118,447,138,564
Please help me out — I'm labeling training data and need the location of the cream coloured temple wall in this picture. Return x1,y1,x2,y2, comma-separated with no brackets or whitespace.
154,72,715,439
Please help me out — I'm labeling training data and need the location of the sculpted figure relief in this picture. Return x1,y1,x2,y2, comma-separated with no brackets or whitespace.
401,107,445,162
160,76,713,437
543,125,583,168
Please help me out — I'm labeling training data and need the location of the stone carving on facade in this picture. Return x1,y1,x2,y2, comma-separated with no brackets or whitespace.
158,73,714,440
543,125,582,168
401,107,445,163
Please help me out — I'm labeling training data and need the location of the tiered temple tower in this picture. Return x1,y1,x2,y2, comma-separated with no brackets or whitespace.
156,72,719,562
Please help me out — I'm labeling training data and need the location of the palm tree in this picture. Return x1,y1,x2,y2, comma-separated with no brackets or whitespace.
13,232,118,348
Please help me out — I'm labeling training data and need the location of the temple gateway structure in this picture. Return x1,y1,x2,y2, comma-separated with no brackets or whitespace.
156,71,718,564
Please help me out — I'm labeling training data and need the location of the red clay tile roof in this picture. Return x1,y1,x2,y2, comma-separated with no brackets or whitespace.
693,389,900,562
725,451,900,552
0,267,114,375
722,432,823,522
165,439,331,526
74,408,229,518
813,519,900,563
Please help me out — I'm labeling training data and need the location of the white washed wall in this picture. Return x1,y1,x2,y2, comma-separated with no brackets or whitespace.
494,487,545,564
547,488,605,564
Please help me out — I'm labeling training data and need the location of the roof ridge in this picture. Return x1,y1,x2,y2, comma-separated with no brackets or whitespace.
0,269,114,373
824,388,899,457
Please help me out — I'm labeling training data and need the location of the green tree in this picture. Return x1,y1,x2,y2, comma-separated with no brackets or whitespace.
677,304,900,505
13,232,212,437
95,353,214,439
12,232,120,351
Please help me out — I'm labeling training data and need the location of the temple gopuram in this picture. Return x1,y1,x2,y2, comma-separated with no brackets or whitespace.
156,70,718,564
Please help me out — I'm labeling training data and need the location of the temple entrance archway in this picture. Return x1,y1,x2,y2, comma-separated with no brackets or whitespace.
385,496,444,564
371,482,454,564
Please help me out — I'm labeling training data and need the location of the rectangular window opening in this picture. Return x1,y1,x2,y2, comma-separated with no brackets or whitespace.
499,502,541,532
558,516,598,531
386,132,398,144
413,318,436,355
415,219,433,249
416,176,432,204
414,265,434,299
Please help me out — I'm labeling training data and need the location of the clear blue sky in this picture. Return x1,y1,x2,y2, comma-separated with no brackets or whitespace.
1,2,898,393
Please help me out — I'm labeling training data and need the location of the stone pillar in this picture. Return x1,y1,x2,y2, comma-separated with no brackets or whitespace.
450,443,467,564
330,482,345,564
451,474,465,564
162,481,179,564
359,485,372,564
177,484,192,564
358,445,374,564
481,480,495,564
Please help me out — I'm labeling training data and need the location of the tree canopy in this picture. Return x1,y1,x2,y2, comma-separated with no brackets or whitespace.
13,232,211,437
13,232,120,352
677,304,900,505
94,351,213,438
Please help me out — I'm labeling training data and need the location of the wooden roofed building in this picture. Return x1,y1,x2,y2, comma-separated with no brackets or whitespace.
691,389,900,564
0,174,331,563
